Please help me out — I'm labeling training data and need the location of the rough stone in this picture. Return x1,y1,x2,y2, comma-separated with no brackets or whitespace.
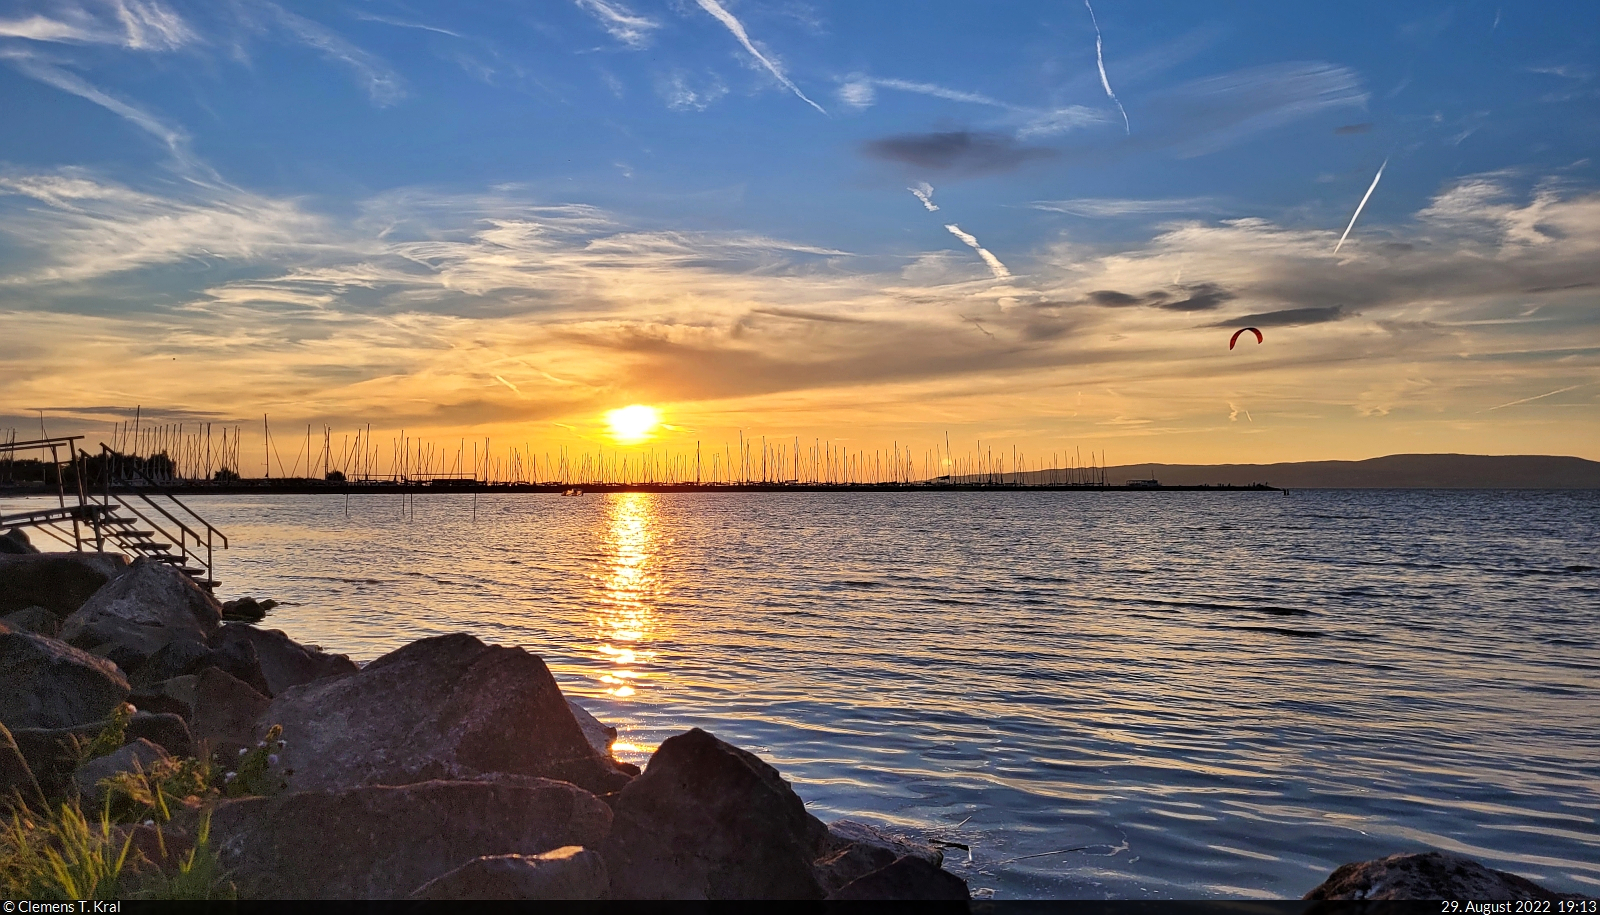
813,820,945,896
1305,851,1586,901
567,699,617,758
73,737,169,805
2,605,61,637
0,624,130,730
131,636,269,697
10,712,193,801
220,596,268,622
128,674,198,720
262,633,632,796
603,727,829,900
410,847,609,900
211,778,613,900
59,558,221,662
189,667,270,759
0,552,129,616
826,855,971,901
212,623,356,697
0,722,46,812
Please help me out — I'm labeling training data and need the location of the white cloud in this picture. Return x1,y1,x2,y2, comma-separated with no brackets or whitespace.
0,0,193,50
0,50,188,153
255,2,404,106
574,0,659,49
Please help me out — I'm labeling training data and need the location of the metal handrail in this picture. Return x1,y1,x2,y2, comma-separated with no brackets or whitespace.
87,445,228,581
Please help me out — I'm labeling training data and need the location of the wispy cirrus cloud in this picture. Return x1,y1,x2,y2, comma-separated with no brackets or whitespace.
0,0,194,51
573,0,659,49
691,0,824,114
0,49,189,154
835,74,1104,139
1031,197,1221,218
250,1,404,106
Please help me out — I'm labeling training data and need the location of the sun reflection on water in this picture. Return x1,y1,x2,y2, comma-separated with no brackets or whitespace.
591,492,663,699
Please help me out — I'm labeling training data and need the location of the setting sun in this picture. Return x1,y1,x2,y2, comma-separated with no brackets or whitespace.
605,404,660,444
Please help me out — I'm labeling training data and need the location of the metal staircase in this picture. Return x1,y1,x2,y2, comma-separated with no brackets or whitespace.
0,436,226,589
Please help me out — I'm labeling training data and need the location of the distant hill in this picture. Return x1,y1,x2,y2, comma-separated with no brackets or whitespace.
1020,454,1600,489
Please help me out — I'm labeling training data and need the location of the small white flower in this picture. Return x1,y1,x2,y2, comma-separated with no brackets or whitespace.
143,819,155,827
224,772,237,782
239,748,249,756
276,739,287,749
256,740,267,748
267,754,279,766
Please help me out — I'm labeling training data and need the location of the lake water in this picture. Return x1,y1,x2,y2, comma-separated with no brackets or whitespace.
8,489,1598,899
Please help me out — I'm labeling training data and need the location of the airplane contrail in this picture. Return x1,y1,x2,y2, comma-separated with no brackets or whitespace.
1334,157,1387,254
945,224,1011,279
1084,0,1129,134
1483,383,1587,412
693,0,826,114
909,182,939,211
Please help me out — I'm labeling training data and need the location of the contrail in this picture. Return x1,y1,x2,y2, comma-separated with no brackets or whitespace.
945,224,1011,279
1334,157,1387,254
493,375,522,395
1483,383,1587,412
909,182,939,211
1084,0,1129,134
693,0,825,114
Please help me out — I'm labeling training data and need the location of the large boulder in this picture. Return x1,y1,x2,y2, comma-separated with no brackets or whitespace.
1305,851,1585,901
131,637,269,697
814,819,945,896
11,712,192,801
211,778,613,899
826,855,971,900
567,699,617,758
261,634,632,796
73,737,169,805
603,727,829,900
189,668,270,759
59,558,221,663
128,674,198,720
2,605,61,637
212,624,356,697
0,552,129,616
0,722,46,812
0,624,130,730
410,847,609,900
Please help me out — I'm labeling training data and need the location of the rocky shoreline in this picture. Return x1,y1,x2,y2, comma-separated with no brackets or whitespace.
1,549,1588,901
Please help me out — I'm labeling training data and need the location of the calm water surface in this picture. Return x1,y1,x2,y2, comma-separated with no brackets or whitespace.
11,490,1598,899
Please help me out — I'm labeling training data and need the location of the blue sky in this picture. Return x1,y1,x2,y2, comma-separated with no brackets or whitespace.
2,0,1597,469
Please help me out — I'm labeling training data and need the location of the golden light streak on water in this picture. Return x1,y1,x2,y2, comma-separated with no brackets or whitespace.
591,492,663,699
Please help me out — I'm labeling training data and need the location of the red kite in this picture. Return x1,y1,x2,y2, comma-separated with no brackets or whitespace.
1229,327,1263,350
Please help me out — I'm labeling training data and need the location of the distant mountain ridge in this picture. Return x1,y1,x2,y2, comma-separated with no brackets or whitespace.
1074,454,1600,489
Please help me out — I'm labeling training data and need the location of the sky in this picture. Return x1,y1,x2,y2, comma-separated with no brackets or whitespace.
1,0,1597,474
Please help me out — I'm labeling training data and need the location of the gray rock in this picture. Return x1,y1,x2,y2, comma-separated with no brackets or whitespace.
0,624,130,730
11,712,192,800
261,633,632,797
211,778,613,900
410,846,609,900
131,636,269,697
212,623,356,697
603,727,829,900
0,552,129,616
73,737,169,805
826,855,971,901
813,820,945,896
127,674,198,720
1,605,61,637
1,528,40,554
59,558,221,662
1305,851,1587,901
220,596,268,622
567,698,617,758
189,667,270,759
0,722,46,812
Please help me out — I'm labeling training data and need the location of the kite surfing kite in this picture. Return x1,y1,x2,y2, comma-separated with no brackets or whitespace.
1229,327,1263,350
